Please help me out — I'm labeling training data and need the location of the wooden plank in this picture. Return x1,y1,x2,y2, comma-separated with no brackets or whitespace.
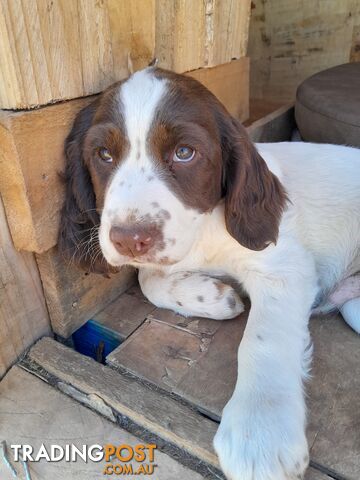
108,0,156,76
27,337,220,470
155,0,251,72
0,0,250,109
107,308,248,416
209,0,251,67
155,0,206,73
108,318,210,391
0,96,93,253
93,284,157,341
0,0,155,109
0,366,204,480
0,62,248,253
0,197,50,379
187,58,249,121
248,0,360,103
36,247,135,338
247,104,295,142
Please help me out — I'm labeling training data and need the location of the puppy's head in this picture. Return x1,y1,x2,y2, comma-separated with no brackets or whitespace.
59,68,286,272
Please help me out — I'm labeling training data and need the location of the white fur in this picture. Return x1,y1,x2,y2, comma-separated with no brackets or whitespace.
99,69,204,266
98,70,360,480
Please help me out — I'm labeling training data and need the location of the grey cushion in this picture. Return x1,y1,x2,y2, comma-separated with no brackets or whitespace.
295,62,360,147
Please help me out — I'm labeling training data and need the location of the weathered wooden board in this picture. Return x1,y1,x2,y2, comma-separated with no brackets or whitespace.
0,0,154,109
93,284,156,341
107,309,247,416
247,104,295,143
0,60,249,254
0,197,50,379
0,96,93,253
155,0,251,73
36,247,135,338
187,58,249,121
0,366,204,480
248,0,360,103
27,337,220,471
26,322,346,480
107,304,360,478
0,0,250,109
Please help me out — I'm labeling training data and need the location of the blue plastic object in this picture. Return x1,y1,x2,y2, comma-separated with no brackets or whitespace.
72,319,121,363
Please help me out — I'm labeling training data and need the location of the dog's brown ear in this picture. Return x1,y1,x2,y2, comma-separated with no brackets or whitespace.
58,101,116,275
222,117,287,251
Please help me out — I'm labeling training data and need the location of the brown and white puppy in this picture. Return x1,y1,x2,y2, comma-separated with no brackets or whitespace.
59,67,360,480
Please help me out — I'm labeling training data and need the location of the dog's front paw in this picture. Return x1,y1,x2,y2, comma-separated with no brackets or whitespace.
214,394,309,480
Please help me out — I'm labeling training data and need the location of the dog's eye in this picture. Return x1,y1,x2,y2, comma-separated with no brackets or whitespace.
173,146,195,162
98,147,113,163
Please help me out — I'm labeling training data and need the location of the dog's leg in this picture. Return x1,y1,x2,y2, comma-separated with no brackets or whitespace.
138,269,245,319
214,246,318,480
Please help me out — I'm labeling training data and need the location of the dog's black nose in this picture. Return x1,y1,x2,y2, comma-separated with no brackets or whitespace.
109,225,156,257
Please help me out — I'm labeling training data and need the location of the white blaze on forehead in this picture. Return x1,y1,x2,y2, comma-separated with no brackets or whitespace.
119,68,167,165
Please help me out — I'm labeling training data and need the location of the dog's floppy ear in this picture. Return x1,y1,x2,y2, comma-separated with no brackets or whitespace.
222,117,287,251
58,101,116,275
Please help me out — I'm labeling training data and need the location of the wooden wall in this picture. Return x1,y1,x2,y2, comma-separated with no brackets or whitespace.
0,196,51,379
0,0,251,109
248,0,360,104
0,1,251,347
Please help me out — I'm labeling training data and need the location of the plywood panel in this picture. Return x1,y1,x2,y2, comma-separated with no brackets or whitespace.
248,0,360,103
0,197,50,379
0,0,250,109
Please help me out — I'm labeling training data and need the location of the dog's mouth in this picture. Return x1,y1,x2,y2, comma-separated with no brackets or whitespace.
123,252,179,268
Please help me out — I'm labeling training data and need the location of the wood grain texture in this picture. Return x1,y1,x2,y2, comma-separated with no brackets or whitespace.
0,96,93,253
93,284,156,341
107,307,248,417
0,0,250,109
0,61,248,254
187,58,249,121
248,0,360,103
0,0,154,109
0,197,50,379
36,247,136,338
0,366,205,480
247,104,295,142
28,337,220,469
155,0,251,72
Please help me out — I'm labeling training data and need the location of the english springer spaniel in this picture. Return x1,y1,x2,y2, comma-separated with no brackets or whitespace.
59,67,360,480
